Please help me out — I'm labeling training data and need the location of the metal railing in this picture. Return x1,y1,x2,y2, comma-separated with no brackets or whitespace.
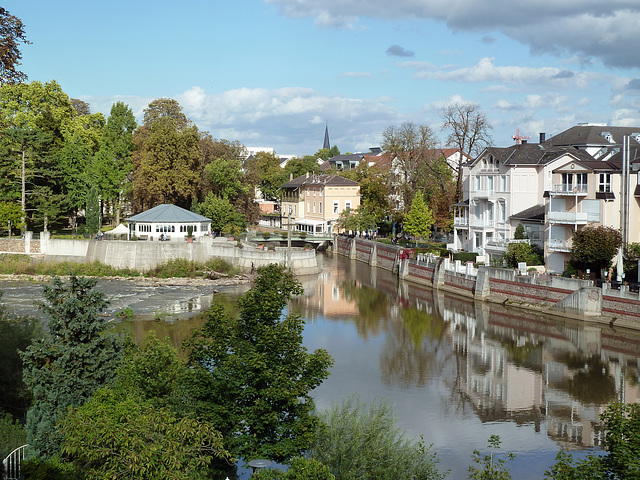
550,184,588,194
3,445,27,480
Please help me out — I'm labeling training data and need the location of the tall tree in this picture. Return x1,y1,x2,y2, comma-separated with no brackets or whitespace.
0,80,75,230
131,99,200,210
91,102,137,224
20,276,123,457
196,192,246,234
382,122,440,218
184,265,333,463
441,102,492,202
0,7,30,85
245,150,285,201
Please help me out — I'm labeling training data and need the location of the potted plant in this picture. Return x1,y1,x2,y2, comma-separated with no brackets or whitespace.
262,232,272,241
186,225,194,243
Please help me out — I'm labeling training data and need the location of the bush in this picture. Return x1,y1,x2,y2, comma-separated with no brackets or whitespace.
0,413,26,460
21,456,84,480
309,394,445,480
453,252,477,262
254,457,335,480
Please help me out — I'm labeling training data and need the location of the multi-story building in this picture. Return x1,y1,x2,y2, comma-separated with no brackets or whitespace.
280,173,360,235
452,141,593,258
453,125,640,273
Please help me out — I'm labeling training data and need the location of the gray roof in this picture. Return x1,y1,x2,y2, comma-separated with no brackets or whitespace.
511,204,545,223
480,144,594,166
544,125,640,148
127,204,210,223
281,173,359,189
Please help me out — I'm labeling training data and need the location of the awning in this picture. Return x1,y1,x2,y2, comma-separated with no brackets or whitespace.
294,219,325,226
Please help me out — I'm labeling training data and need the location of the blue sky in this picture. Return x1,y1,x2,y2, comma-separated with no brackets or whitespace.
6,0,640,156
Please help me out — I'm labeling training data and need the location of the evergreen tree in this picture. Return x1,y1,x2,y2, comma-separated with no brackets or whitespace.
85,185,100,234
404,191,434,244
184,264,333,463
20,276,123,457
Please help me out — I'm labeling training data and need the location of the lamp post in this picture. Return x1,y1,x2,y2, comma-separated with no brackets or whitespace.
247,459,272,474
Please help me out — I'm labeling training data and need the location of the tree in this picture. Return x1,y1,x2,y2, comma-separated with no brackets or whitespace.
403,191,434,244
85,185,100,234
0,80,75,230
514,223,527,240
90,102,137,224
184,264,333,463
382,122,440,217
309,394,445,480
504,242,543,268
336,205,376,234
59,332,230,480
20,276,123,457
255,457,335,480
196,192,246,234
545,402,640,479
245,150,287,201
570,226,622,278
441,102,492,202
0,7,31,85
283,155,321,179
131,99,200,209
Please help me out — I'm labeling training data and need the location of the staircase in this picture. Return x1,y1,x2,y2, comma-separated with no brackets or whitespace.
2,445,27,480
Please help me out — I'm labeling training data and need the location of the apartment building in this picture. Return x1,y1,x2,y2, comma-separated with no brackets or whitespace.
453,125,640,274
280,173,360,234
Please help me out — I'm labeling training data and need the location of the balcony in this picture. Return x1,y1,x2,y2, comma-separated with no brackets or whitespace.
549,184,587,196
548,211,588,224
454,217,469,227
485,238,531,252
473,189,496,199
548,238,571,252
470,219,495,228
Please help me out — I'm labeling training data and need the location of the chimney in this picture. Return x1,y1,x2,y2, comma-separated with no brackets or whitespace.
539,133,546,143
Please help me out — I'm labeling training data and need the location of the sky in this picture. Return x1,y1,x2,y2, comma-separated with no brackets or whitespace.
6,0,640,157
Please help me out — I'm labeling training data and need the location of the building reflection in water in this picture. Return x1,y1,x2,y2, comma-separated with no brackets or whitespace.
291,255,640,453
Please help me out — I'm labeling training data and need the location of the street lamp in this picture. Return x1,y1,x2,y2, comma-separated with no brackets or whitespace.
247,459,272,474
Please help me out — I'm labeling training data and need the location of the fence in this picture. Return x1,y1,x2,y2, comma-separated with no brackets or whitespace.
2,445,27,480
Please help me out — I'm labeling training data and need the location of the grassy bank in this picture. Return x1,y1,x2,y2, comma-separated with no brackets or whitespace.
0,255,239,279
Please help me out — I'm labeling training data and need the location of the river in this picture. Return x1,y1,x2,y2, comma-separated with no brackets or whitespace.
3,253,640,478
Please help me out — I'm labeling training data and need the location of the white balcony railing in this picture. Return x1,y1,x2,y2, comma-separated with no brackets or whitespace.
548,211,588,223
473,189,496,198
470,219,495,228
548,238,571,251
454,217,469,226
550,184,588,195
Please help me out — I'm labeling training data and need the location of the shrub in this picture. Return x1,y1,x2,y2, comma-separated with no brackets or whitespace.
254,457,335,480
453,252,477,263
309,394,445,480
21,456,84,480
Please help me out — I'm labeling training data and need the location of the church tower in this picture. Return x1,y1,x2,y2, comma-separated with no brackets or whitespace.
323,123,330,150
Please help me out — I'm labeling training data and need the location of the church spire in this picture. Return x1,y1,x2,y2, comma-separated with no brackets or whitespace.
323,123,331,150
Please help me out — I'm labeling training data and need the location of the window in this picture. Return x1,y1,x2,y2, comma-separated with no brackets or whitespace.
333,202,339,214
561,173,573,192
473,175,481,191
313,201,316,213
576,173,587,192
307,201,310,213
487,175,494,193
319,202,322,214
499,175,507,192
498,201,506,223
598,173,611,193
345,201,352,211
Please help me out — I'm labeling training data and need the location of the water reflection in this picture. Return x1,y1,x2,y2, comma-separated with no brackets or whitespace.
291,254,640,478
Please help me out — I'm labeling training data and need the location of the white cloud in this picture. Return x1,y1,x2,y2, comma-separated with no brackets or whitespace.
264,0,640,68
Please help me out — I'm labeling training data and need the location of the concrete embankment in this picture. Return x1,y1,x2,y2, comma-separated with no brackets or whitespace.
334,235,640,329
32,232,319,275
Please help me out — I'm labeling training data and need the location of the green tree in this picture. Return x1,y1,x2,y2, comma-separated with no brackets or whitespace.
197,192,246,234
90,102,137,224
60,388,229,480
203,156,248,200
184,264,333,463
404,191,434,244
513,223,527,240
85,185,100,234
570,226,622,278
131,99,200,210
0,80,75,229
468,435,515,480
504,242,543,268
309,394,445,480
0,7,31,85
246,151,287,201
283,156,321,179
20,276,123,457
0,412,26,461
336,205,376,234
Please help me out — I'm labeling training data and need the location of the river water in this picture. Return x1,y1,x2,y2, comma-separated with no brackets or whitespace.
3,254,640,478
